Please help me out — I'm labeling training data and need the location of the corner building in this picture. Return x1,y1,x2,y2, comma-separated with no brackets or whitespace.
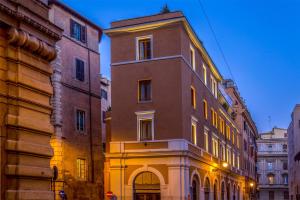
105,12,256,200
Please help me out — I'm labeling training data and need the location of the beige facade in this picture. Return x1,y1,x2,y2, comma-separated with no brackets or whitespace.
288,105,300,200
0,0,62,199
257,128,288,200
105,11,257,200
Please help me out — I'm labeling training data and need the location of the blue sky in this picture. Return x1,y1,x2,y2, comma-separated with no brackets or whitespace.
61,0,300,133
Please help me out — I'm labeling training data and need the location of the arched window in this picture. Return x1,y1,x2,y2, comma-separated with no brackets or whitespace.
267,173,275,185
221,182,225,200
237,186,240,200
227,183,231,200
233,185,236,200
205,177,210,200
214,180,218,200
134,171,160,200
192,176,200,200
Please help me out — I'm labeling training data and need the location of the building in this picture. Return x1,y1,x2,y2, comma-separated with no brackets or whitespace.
101,76,111,149
257,128,289,200
49,1,103,199
0,0,62,199
288,105,300,200
223,79,259,199
105,11,257,200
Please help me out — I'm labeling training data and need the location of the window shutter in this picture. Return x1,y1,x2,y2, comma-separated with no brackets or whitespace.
81,26,86,43
70,19,75,38
79,60,84,81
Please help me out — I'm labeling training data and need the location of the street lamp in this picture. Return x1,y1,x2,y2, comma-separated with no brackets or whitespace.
222,162,228,168
249,182,254,187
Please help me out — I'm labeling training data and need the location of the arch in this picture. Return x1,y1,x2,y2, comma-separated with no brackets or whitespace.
133,171,160,200
128,166,166,186
221,181,225,200
227,181,231,200
233,184,236,200
192,176,200,200
213,179,218,200
204,177,210,200
237,185,240,200
190,169,202,187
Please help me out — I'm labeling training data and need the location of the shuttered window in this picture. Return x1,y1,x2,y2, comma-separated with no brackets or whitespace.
70,19,86,43
75,58,85,81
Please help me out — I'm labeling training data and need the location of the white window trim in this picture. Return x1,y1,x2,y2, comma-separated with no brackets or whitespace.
191,116,198,145
212,135,219,158
203,64,207,85
210,75,218,98
190,44,196,71
204,126,209,152
136,35,153,61
135,110,155,141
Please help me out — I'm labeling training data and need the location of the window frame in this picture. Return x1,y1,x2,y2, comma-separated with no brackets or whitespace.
191,86,196,109
138,79,152,102
136,111,155,141
70,19,87,43
75,109,86,133
204,127,209,152
190,44,196,71
136,35,153,61
203,100,208,119
202,64,207,85
76,158,87,181
191,117,198,145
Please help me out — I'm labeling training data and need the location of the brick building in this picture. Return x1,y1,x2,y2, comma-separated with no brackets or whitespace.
0,0,62,199
49,1,103,199
101,76,111,150
257,128,288,200
288,105,300,200
104,11,257,200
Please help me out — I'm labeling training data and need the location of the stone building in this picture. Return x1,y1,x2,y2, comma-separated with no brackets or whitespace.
100,76,111,150
288,105,300,200
0,0,62,199
223,79,259,199
48,1,103,199
104,11,257,200
257,127,289,200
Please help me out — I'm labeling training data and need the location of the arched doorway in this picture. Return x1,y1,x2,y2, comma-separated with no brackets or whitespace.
233,185,236,200
191,176,200,200
204,177,210,200
214,180,218,200
237,186,240,200
221,182,225,200
227,183,230,200
134,171,160,200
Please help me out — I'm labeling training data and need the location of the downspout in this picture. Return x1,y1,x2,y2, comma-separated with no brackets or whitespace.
88,49,95,183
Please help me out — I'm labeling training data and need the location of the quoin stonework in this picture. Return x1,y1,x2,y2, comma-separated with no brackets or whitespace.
49,0,104,199
104,11,258,200
0,0,62,199
257,127,289,200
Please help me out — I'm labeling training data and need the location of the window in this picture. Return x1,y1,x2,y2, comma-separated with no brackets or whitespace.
204,128,209,152
138,80,151,102
102,111,106,123
267,162,273,170
203,64,207,85
76,158,87,180
211,109,215,125
232,132,235,145
284,191,289,200
232,152,235,167
283,144,287,152
214,111,218,128
237,135,240,149
237,155,240,169
226,148,231,164
226,125,231,140
136,111,154,141
268,174,274,184
221,144,226,161
212,137,218,157
76,110,85,132
101,89,108,100
268,144,272,149
191,122,197,145
283,174,288,185
244,140,247,151
137,36,152,60
70,19,86,43
210,76,218,98
269,191,274,200
190,45,195,71
283,161,288,170
191,86,196,109
203,100,208,119
75,58,85,81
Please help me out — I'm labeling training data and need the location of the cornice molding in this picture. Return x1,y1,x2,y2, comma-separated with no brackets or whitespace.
0,1,61,40
7,27,57,61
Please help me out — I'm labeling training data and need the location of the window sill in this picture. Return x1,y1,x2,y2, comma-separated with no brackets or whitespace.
138,100,153,104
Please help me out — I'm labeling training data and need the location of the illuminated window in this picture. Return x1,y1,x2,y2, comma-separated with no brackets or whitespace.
136,111,155,141
137,36,152,60
232,152,235,167
221,144,226,161
212,137,219,157
237,155,240,169
203,100,208,119
75,58,85,81
267,162,273,170
191,121,197,145
203,64,207,85
268,174,275,184
204,128,209,152
211,108,215,125
214,111,218,128
210,76,218,98
226,125,231,140
76,158,87,180
226,147,231,164
283,174,288,185
138,80,151,102
190,45,196,71
70,19,86,43
191,86,196,109
76,109,85,132
232,131,235,145
237,135,240,148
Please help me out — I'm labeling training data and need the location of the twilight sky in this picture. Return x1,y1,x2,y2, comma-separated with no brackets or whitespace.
61,0,300,133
